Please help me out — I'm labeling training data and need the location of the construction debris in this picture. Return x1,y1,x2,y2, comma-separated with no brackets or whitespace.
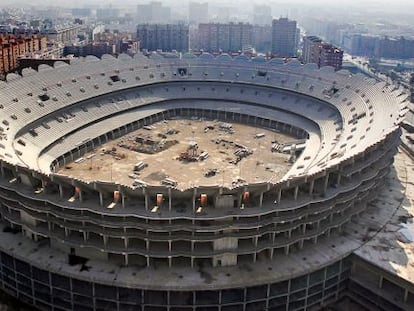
161,177,178,187
118,134,178,154
204,168,218,177
219,122,235,134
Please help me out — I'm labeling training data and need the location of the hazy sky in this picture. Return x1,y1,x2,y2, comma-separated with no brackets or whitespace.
0,0,413,6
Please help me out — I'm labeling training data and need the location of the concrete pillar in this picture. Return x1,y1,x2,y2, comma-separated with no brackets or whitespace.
124,254,129,266
121,193,126,208
259,192,264,207
124,238,128,248
302,224,306,234
294,186,299,200
168,257,172,268
146,256,150,267
299,240,304,250
323,173,330,193
337,174,341,186
284,245,289,256
41,180,47,194
59,184,64,199
99,192,103,207
277,188,282,203
404,288,409,303
254,236,258,247
78,189,83,203
269,248,274,259
192,188,197,212
253,252,257,263
83,231,87,241
103,235,108,247
309,179,315,195
64,227,69,237
168,188,172,212
0,162,4,178
144,191,149,211
313,236,318,244
272,232,276,244
191,257,194,268
169,241,172,253
379,275,383,289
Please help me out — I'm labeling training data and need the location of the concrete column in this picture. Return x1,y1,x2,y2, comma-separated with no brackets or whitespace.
302,224,306,234
168,188,172,212
169,241,172,253
192,188,197,212
99,192,103,207
288,230,292,239
284,245,289,256
254,236,258,247
83,231,87,241
294,186,299,200
146,256,150,267
168,257,172,268
121,193,125,208
41,180,47,194
124,254,129,266
103,235,108,247
78,189,83,203
299,240,304,250
146,239,149,251
323,173,330,193
59,184,64,199
144,191,149,211
313,236,318,244
269,248,274,259
259,192,264,207
404,288,409,303
378,275,383,289
309,179,315,195
191,257,194,268
272,232,276,244
64,227,69,237
124,238,128,248
0,162,4,178
277,188,282,203
253,252,257,263
337,174,341,186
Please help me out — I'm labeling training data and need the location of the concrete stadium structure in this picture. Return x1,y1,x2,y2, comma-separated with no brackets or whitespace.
0,52,412,311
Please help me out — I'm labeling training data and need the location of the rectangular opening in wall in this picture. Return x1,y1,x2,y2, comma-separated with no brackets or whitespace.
110,75,120,82
177,68,188,76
